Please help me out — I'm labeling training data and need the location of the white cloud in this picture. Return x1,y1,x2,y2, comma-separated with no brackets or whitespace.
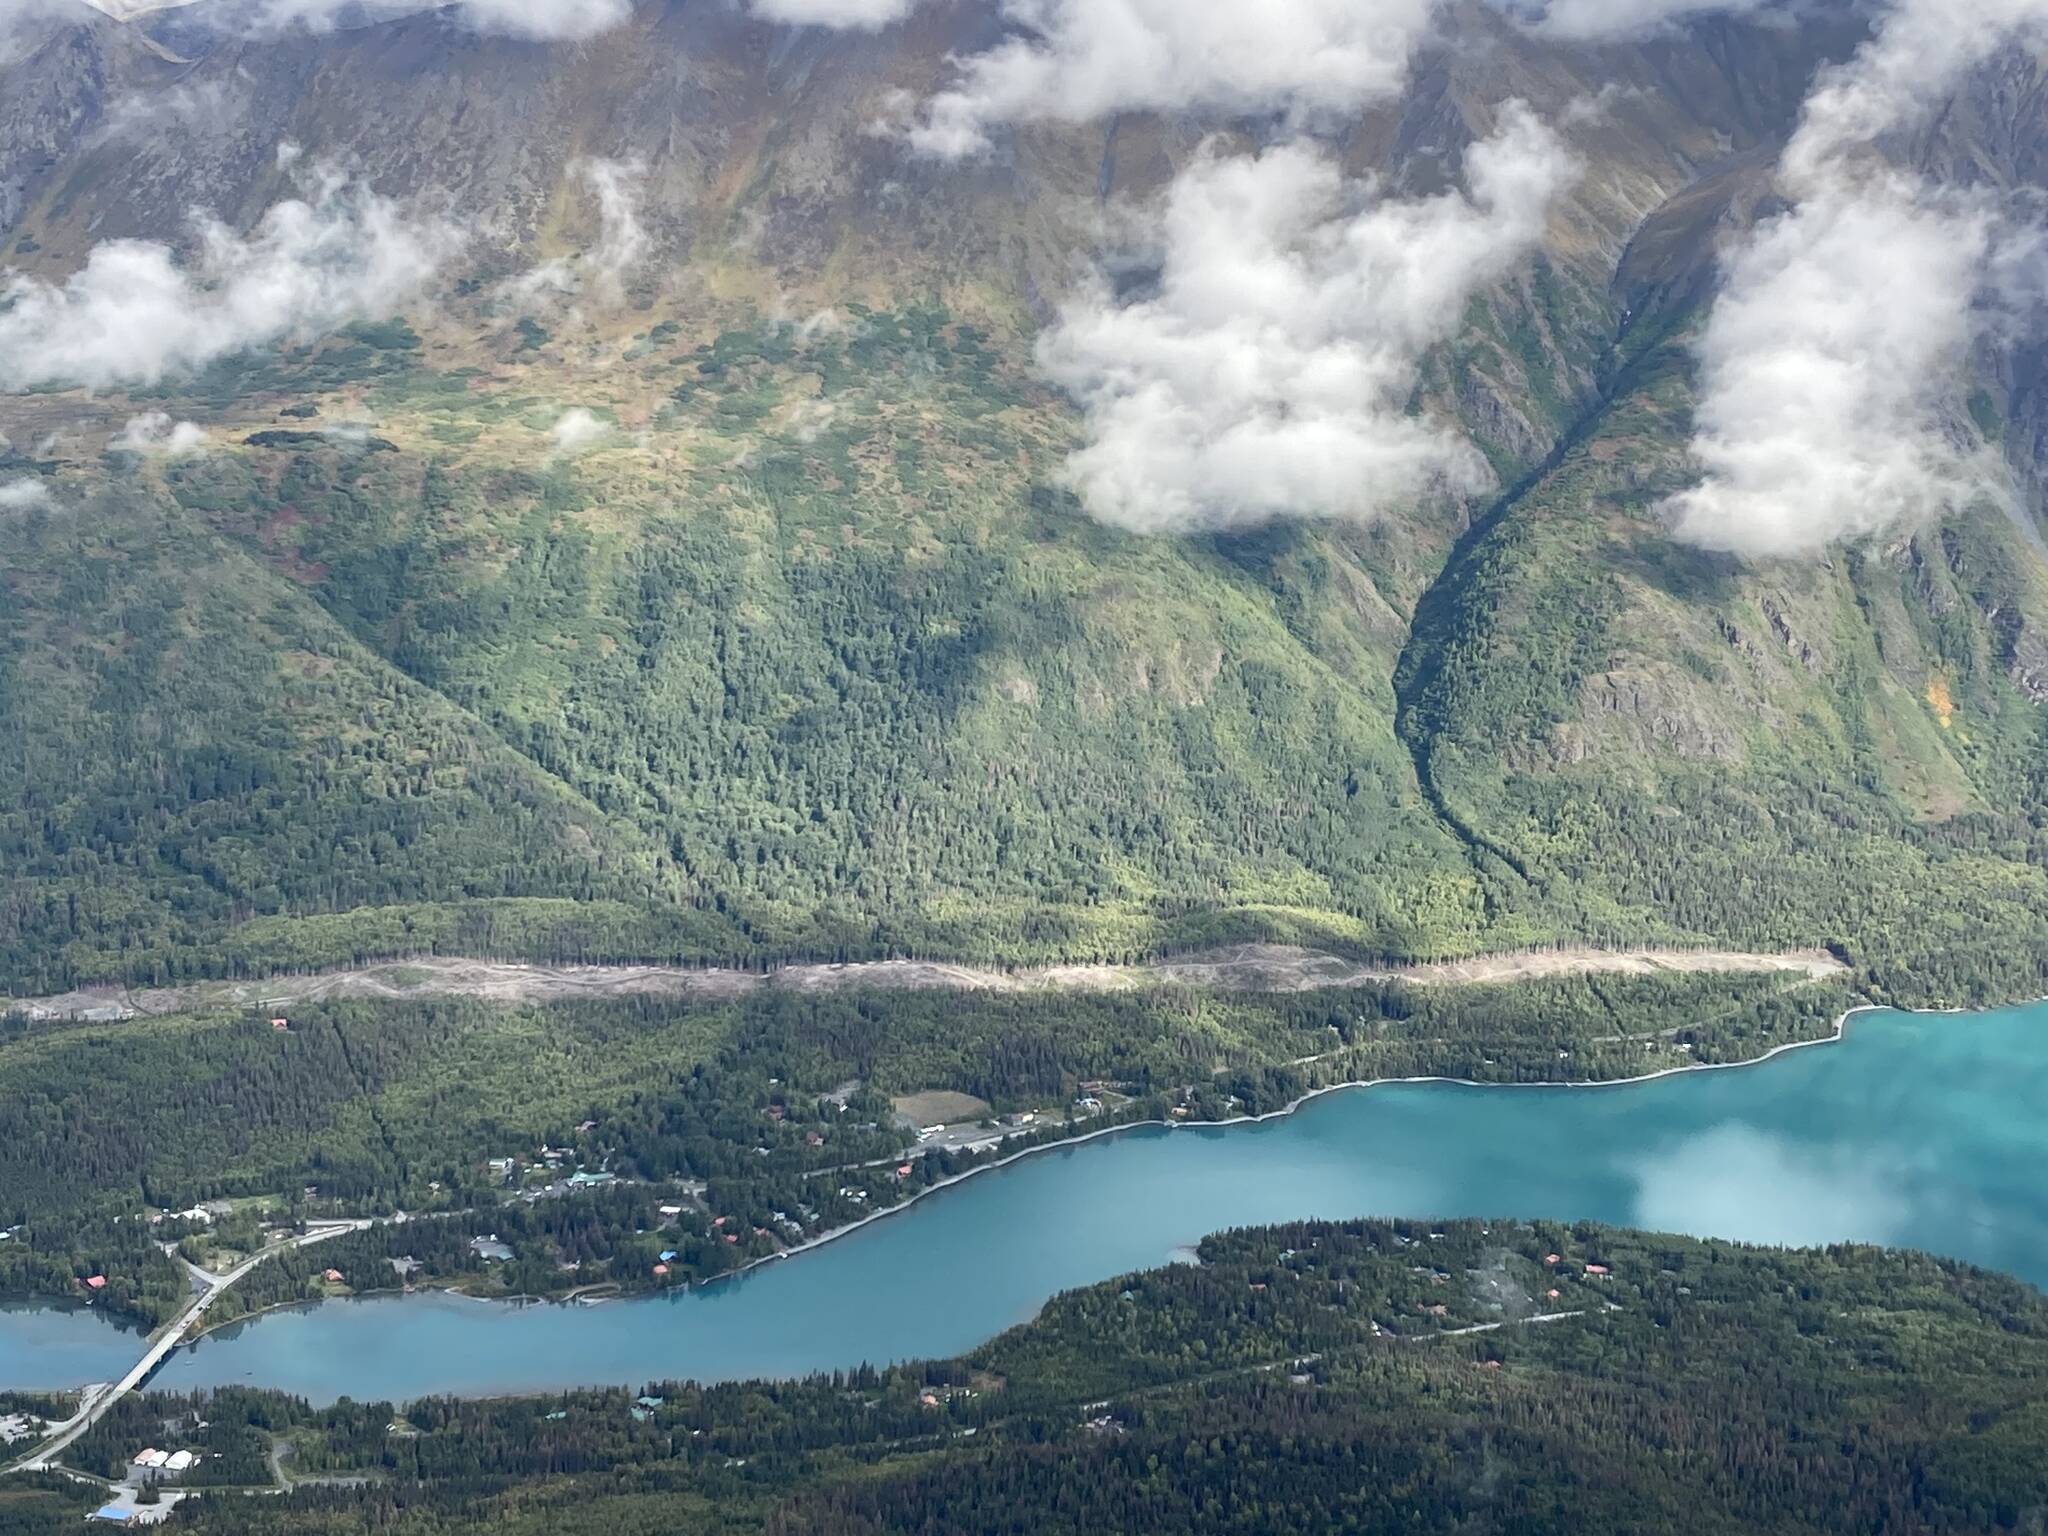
0,478,51,510
446,0,632,35
578,158,650,301
1784,0,2048,187
231,0,633,39
794,308,845,344
0,0,96,63
908,0,1441,159
318,420,383,448
1664,180,2011,557
500,157,650,311
750,0,916,26
1667,0,2048,557
1038,104,1577,533
547,407,612,455
110,411,210,457
781,397,838,442
95,78,246,144
0,170,460,392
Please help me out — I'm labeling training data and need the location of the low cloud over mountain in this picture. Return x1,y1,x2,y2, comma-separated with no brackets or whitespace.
1667,0,2048,556
0,160,459,390
1039,105,1578,532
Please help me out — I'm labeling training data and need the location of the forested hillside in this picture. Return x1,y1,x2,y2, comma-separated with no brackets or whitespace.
5,3,2048,1529
2,0,2047,1011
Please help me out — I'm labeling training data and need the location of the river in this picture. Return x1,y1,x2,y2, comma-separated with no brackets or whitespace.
3,1002,2044,1402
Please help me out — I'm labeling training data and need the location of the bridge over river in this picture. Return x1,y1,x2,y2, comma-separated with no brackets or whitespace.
7,1222,368,1474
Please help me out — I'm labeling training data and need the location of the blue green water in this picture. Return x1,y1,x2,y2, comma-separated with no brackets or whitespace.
0,1299,145,1391
4,1004,2045,1402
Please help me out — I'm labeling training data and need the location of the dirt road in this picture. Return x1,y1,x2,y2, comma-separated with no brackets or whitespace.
8,945,1847,1023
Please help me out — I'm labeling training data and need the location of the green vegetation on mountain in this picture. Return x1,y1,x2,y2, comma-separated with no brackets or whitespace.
1,307,1497,990
1398,330,2048,1008
7,301,2048,1011
40,1219,2048,1534
5,10,2048,1536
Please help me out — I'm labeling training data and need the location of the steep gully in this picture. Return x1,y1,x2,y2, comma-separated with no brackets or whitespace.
1390,257,1703,888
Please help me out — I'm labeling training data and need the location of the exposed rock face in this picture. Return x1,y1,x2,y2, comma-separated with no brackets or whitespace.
2010,621,2048,704
0,0,1892,532
0,11,129,234
1,0,1848,287
1759,597,1823,676
1561,667,1745,765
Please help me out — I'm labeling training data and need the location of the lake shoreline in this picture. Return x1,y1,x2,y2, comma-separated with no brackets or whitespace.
717,1001,1889,1287
20,992,2047,1407
165,998,1899,1341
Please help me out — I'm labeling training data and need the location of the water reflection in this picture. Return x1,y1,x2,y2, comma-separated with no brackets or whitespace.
1628,1124,1909,1248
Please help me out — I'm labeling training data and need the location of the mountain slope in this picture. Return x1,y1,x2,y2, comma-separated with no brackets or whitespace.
0,462,744,990
3,0,2048,1001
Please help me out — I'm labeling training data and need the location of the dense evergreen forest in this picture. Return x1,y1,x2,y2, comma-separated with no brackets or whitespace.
6,309,2048,1010
2,309,2038,1531
16,1220,2044,1534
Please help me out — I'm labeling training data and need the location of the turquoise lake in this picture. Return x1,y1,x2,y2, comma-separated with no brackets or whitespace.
4,1002,2045,1402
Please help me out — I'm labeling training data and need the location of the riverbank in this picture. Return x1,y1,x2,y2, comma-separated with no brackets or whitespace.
19,991,2048,1408
184,1281,564,1348
15,989,1961,1375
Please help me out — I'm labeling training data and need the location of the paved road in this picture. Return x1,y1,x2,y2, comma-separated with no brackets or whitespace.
11,1223,366,1473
